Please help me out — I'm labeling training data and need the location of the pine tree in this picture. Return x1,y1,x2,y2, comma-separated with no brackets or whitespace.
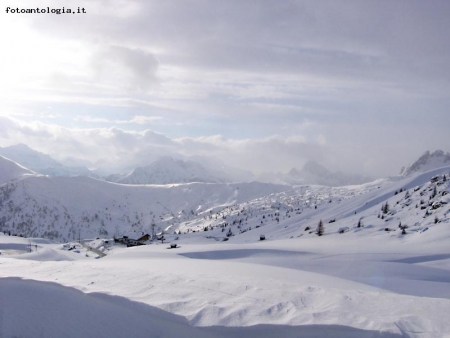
382,202,390,214
316,220,324,236
431,185,438,199
399,223,407,235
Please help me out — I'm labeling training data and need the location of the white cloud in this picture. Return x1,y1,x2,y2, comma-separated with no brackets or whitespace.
75,115,163,125
0,116,322,173
1,1,449,177
2,114,450,177
130,115,163,125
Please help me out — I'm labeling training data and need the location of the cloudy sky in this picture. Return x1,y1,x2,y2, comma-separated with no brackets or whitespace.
1,0,449,176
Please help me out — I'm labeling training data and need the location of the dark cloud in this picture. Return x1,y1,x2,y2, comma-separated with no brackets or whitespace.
26,0,450,101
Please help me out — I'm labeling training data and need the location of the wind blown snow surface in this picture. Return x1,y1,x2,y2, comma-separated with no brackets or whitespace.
1,167,450,337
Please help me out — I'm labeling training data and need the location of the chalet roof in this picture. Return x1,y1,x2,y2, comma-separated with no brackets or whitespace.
121,231,148,241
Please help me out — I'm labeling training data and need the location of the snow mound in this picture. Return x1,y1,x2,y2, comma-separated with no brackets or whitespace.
0,278,400,338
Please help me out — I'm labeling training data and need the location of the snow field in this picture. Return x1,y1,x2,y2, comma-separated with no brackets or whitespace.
1,231,450,337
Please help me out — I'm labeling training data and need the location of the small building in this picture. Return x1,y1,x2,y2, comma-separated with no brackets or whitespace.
114,231,150,247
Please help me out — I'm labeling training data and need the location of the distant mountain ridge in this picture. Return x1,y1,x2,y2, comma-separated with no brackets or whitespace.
107,156,231,184
10,144,449,186
0,144,61,171
0,144,97,178
0,144,252,184
400,150,450,176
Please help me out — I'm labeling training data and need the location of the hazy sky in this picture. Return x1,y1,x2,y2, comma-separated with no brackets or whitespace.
1,0,449,176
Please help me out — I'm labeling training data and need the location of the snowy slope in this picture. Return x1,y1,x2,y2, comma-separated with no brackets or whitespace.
0,156,39,185
173,166,450,245
400,150,450,176
0,174,291,241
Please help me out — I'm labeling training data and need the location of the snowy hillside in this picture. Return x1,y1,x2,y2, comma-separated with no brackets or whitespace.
172,166,450,246
400,150,450,176
0,156,40,185
108,157,235,184
0,174,290,241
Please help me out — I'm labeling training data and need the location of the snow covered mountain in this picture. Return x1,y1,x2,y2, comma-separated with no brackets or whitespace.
0,168,290,240
400,150,450,176
1,147,449,246
107,157,236,185
1,144,449,247
0,156,40,185
0,144,97,178
0,144,61,171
